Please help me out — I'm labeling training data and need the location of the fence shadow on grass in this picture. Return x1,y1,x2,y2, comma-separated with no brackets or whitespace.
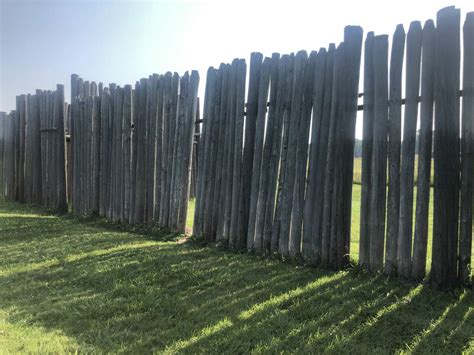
0,198,472,353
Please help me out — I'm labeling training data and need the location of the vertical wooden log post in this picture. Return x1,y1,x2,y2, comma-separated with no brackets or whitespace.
459,12,474,286
242,53,263,248
289,52,316,258
129,84,138,223
154,77,164,221
385,25,405,275
279,51,307,258
264,54,288,253
337,26,363,269
368,35,389,273
301,50,327,262
171,74,187,230
270,53,294,254
158,74,172,227
308,45,335,264
146,76,158,224
56,84,67,212
255,53,281,253
211,66,230,240
133,79,147,224
359,32,375,269
216,65,232,242
222,62,238,243
0,112,5,192
431,6,461,290
229,59,247,249
398,21,422,278
91,94,100,214
123,85,133,223
17,95,26,203
412,20,436,281
247,57,272,250
203,67,222,238
321,45,344,268
178,71,200,232
99,89,110,217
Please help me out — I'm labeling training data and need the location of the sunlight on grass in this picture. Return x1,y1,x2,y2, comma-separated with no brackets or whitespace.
0,188,472,353
238,273,345,320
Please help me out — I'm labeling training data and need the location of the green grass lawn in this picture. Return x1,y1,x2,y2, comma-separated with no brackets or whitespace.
1,197,473,353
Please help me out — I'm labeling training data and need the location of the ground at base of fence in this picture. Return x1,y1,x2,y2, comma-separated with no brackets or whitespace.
0,198,472,354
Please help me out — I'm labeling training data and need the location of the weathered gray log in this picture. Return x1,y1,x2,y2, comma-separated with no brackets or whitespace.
221,62,238,243
203,67,222,238
71,74,79,101
368,35,389,273
289,52,316,258
178,71,200,231
216,65,233,242
359,32,375,269
113,87,124,222
91,94,100,214
302,49,327,263
17,95,26,203
154,77,164,221
458,11,474,286
56,85,67,212
129,84,138,223
133,79,148,224
321,45,344,268
411,20,436,281
332,26,363,269
91,82,98,97
255,53,280,253
146,76,157,224
162,74,179,227
99,90,110,216
84,81,91,97
279,50,307,258
271,54,295,253
211,65,230,240
241,52,263,247
247,57,272,250
385,25,405,275
262,53,285,253
431,6,461,290
398,21,422,278
159,74,172,227
0,112,5,195
308,45,335,264
171,74,188,230
123,85,133,222
229,59,247,249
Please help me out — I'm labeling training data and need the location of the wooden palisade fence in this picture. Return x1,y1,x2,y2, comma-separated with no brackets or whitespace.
194,6,473,290
1,87,67,211
0,6,472,291
69,72,199,232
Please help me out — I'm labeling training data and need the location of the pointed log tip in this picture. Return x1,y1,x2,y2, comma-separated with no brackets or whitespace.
296,49,308,58
394,24,405,35
465,11,474,24
423,19,435,29
409,20,422,31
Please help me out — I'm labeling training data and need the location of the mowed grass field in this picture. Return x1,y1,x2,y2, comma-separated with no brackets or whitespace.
0,197,473,353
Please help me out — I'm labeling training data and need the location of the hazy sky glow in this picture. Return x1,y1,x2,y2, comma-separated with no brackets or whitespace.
1,0,473,137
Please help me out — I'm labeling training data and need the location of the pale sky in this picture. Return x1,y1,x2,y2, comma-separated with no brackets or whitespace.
1,0,473,138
